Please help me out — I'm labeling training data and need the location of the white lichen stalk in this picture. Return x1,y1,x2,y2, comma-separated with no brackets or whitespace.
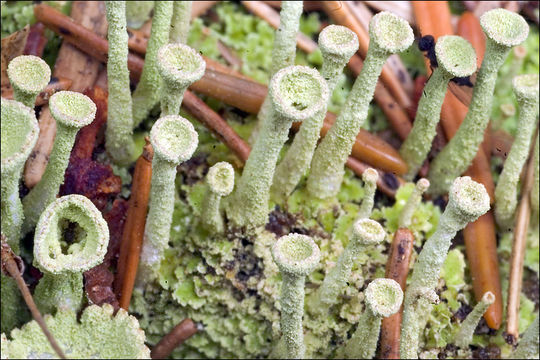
272,234,321,359
429,9,529,195
342,278,403,359
156,43,205,116
105,0,136,165
22,91,96,236
132,1,173,127
201,162,234,233
138,115,198,282
494,74,539,228
32,195,109,314
357,168,379,219
307,12,413,199
1,99,39,253
454,291,495,349
228,66,327,228
399,178,430,228
7,55,50,108
271,25,356,200
400,176,490,358
310,218,385,312
170,1,192,44
400,36,477,180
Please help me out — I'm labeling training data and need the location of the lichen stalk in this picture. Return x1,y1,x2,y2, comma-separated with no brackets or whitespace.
342,279,403,359
398,178,430,228
201,162,234,233
169,1,192,44
428,9,529,195
272,234,321,359
400,36,477,180
307,12,413,199
32,195,109,314
400,176,490,358
125,1,154,29
131,1,173,127
157,43,205,116
22,91,96,236
311,218,385,312
512,315,539,359
531,133,539,215
105,0,136,165
138,115,198,282
7,55,51,108
494,74,539,227
229,66,327,228
455,291,496,349
357,168,379,219
252,1,303,143
1,99,39,253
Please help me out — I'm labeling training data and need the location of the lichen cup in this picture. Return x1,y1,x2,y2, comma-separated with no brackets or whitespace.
33,194,109,314
157,43,206,116
7,55,51,108
1,98,40,253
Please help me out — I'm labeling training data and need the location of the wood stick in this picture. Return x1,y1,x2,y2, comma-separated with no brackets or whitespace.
506,128,538,341
363,1,415,25
115,138,153,310
1,25,30,87
191,1,218,19
1,76,72,106
413,2,502,329
182,91,251,163
1,239,67,359
345,157,403,197
321,1,412,111
151,319,199,359
379,228,415,359
23,22,48,56
25,1,108,189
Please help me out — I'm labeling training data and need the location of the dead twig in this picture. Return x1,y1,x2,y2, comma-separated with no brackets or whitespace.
506,126,539,341
1,239,67,359
151,319,199,359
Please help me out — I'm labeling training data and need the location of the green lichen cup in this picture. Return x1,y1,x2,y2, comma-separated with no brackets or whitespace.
7,55,51,108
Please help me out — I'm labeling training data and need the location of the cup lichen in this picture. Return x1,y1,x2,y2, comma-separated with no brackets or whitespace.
272,233,321,359
7,55,51,108
22,91,96,236
32,195,109,315
357,168,379,220
494,73,539,227
201,161,235,233
170,1,192,44
156,43,206,116
428,9,529,195
105,0,136,165
342,278,403,359
229,66,328,228
400,176,490,358
400,35,477,180
307,11,414,199
1,98,40,253
399,178,430,228
138,115,199,282
512,315,539,359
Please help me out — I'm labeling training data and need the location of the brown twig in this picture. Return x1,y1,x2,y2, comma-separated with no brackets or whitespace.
363,1,415,24
345,157,403,197
23,22,48,56
151,319,199,359
1,239,67,359
25,1,109,189
182,91,251,163
506,127,539,341
320,1,412,111
191,1,219,19
379,228,415,359
1,76,72,106
115,139,154,310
